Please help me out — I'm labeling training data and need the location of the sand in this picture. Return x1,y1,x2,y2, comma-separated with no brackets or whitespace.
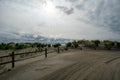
0,49,120,80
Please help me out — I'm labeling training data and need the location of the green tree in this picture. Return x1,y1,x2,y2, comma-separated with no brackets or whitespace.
47,44,51,47
0,43,14,50
53,43,61,48
14,43,27,50
91,40,100,47
116,42,120,48
72,40,78,48
91,40,100,49
66,42,72,47
103,40,114,50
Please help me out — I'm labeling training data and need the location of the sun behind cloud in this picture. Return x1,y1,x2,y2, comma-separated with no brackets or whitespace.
43,1,56,14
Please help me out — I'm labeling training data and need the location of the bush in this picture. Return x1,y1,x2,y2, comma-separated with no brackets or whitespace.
91,40,100,47
38,47,43,52
72,41,78,48
0,43,14,50
47,44,51,47
66,42,72,47
14,43,27,50
53,43,61,48
116,42,120,48
103,40,114,50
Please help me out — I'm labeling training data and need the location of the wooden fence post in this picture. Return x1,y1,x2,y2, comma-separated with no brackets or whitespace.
12,51,15,68
58,47,60,53
45,48,47,58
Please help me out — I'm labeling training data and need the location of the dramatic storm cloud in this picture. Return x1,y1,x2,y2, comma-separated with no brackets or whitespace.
0,0,120,42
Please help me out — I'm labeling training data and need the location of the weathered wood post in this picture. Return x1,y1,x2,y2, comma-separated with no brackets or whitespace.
58,46,60,53
45,48,47,58
12,51,15,68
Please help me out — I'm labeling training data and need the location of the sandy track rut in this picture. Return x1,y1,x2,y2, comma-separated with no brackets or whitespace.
40,51,120,80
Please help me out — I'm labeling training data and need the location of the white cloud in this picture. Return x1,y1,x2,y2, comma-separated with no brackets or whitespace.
0,0,120,41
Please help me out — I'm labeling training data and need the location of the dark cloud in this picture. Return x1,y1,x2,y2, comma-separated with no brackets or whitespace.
74,0,120,34
56,6,74,15
87,0,120,33
75,4,84,10
66,0,79,2
65,8,74,15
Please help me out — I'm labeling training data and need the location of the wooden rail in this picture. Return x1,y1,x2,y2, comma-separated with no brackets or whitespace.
0,47,61,68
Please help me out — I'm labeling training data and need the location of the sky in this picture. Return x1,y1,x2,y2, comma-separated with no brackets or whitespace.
0,0,120,41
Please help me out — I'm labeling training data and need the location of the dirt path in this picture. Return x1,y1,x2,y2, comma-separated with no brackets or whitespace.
40,50,120,80
0,49,120,80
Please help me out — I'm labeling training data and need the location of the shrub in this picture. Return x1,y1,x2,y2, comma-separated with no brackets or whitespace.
103,40,114,50
14,43,27,50
53,43,61,48
72,41,78,48
47,44,51,47
0,43,14,50
66,42,72,47
91,40,100,47
38,47,43,52
116,42,120,48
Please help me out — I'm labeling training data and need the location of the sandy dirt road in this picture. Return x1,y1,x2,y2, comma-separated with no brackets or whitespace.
0,49,120,80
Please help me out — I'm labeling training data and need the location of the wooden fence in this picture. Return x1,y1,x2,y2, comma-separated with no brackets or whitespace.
0,47,63,69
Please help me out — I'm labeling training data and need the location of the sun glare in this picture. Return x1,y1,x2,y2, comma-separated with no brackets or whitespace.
43,1,56,14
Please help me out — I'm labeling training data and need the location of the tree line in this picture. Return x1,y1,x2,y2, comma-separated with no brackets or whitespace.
0,42,61,50
0,40,120,50
66,40,120,50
